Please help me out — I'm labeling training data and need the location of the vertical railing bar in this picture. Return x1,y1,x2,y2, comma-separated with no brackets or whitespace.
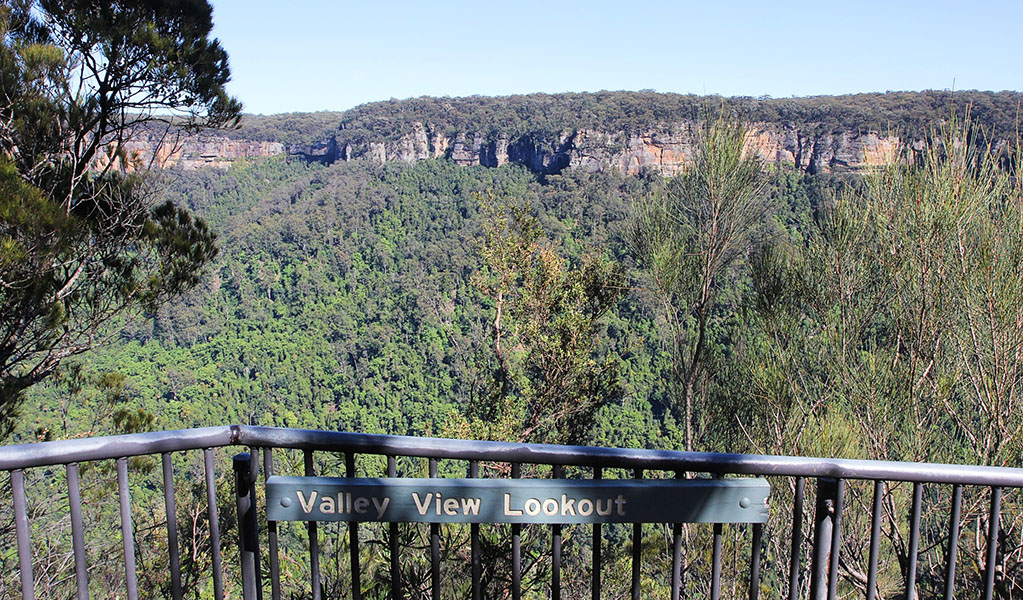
234,453,261,600
671,523,683,600
906,482,923,600
710,472,723,600
711,522,723,600
249,447,260,487
672,469,684,600
304,449,321,600
264,449,282,600
249,448,263,600
429,458,441,600
631,468,643,600
161,454,182,600
982,486,1002,600
749,522,763,600
943,484,963,600
67,463,89,600
788,476,805,600
809,478,834,600
346,452,361,600
469,460,481,600
204,448,224,600
388,455,401,600
592,466,602,600
511,462,521,600
865,480,883,600
12,469,34,600
826,478,845,600
552,464,564,600
117,457,139,600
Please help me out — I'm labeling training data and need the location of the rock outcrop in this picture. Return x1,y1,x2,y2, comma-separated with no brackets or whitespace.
97,133,285,171
107,120,901,176
293,121,902,176
103,91,1022,175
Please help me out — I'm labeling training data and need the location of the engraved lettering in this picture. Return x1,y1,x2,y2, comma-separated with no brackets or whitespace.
561,494,576,516
444,498,459,515
297,490,318,514
319,495,335,514
413,492,433,515
354,497,369,514
504,493,523,516
524,498,541,516
373,497,390,519
462,497,481,515
542,498,558,516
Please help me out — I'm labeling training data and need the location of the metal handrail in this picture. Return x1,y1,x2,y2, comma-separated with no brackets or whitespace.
0,426,236,470
238,426,1023,485
3,425,1021,600
4,425,1023,487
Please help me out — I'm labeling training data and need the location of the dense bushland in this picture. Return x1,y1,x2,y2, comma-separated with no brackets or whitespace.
5,110,1023,598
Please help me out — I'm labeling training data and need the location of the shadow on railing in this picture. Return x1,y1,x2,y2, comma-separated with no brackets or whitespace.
2,425,1022,600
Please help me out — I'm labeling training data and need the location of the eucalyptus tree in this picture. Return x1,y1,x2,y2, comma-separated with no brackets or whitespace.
747,119,1023,598
462,198,625,445
627,118,770,451
0,0,240,433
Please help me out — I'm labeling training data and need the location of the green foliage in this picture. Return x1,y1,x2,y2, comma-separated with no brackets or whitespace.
627,117,771,451
454,198,625,444
13,157,668,450
224,111,346,145
9,105,1023,598
736,118,1023,600
747,117,1023,466
0,0,238,433
332,90,1023,148
33,0,240,130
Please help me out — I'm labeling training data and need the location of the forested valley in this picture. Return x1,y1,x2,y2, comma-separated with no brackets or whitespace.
15,99,1022,466
6,96,1023,598
18,153,672,446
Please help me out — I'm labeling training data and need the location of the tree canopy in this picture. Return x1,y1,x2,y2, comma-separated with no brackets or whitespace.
0,0,239,433
330,90,1023,147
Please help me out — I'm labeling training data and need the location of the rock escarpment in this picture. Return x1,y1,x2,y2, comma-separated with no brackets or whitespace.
97,133,285,171
109,91,1021,175
109,122,898,175
291,121,900,176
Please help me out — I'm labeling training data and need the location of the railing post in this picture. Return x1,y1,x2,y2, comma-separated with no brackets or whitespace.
808,478,838,600
234,453,263,600
12,469,34,600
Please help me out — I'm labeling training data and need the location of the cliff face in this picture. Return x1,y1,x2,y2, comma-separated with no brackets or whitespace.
96,133,285,171
293,121,901,176
110,121,898,176
107,91,1021,174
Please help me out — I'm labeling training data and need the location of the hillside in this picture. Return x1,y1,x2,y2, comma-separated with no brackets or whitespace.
119,90,1022,174
12,94,1023,600
20,91,1022,450
22,157,676,447
308,90,1020,175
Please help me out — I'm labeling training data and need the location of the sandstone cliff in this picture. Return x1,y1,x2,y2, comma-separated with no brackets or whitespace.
288,121,900,176
96,132,285,171
109,122,899,175
115,91,1021,175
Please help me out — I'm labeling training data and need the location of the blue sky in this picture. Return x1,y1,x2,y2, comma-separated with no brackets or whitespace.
209,0,1022,115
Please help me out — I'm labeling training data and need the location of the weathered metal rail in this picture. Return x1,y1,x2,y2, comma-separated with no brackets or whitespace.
3,425,1023,600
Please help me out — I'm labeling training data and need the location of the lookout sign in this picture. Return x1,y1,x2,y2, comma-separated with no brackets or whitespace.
266,476,769,524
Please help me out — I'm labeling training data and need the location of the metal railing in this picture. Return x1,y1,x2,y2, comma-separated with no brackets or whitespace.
3,425,1023,600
